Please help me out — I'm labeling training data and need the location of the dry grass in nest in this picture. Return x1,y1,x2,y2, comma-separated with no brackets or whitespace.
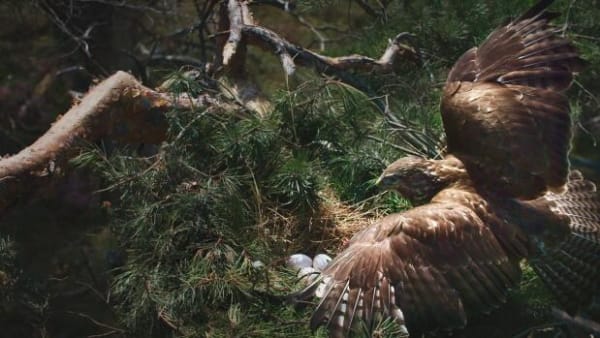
314,188,379,250
259,188,384,257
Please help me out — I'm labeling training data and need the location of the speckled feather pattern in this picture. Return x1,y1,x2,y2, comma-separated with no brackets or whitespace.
530,171,600,311
298,1,599,337
306,187,523,335
442,0,584,199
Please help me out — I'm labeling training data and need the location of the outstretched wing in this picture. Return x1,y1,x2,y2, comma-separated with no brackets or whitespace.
529,171,600,312
441,0,584,199
305,189,522,337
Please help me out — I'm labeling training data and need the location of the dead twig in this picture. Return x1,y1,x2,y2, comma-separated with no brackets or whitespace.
243,25,416,76
67,311,125,335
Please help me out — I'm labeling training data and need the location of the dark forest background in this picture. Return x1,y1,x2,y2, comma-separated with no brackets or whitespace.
0,0,599,337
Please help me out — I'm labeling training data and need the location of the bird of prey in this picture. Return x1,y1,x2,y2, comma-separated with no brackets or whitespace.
298,0,599,337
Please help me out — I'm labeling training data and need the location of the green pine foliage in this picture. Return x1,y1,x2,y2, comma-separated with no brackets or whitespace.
77,1,600,336
75,73,406,336
3,0,600,337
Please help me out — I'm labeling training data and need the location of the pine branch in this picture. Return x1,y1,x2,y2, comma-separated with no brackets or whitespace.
0,71,236,212
0,1,420,213
216,0,418,116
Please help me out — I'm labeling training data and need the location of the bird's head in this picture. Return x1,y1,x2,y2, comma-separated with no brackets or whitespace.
376,156,448,205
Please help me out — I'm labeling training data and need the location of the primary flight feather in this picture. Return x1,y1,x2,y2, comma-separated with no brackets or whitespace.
297,1,599,337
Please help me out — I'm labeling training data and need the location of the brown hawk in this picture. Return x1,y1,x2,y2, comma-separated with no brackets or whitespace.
298,0,599,337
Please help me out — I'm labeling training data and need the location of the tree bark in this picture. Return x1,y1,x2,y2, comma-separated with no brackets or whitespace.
0,71,234,212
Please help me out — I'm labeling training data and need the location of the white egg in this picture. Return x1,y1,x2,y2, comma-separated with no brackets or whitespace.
297,266,319,284
286,253,313,271
313,253,332,271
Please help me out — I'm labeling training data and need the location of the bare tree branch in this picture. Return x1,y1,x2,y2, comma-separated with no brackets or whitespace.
193,0,220,60
222,0,247,66
217,0,417,116
353,0,392,20
294,15,330,51
249,0,295,11
0,0,421,212
0,71,237,212
217,0,273,116
243,25,416,79
74,0,172,14
354,0,380,18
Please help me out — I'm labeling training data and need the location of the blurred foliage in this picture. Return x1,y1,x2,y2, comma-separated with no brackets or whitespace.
1,0,599,338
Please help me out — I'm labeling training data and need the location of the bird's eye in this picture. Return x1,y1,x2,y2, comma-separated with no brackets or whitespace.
379,175,397,186
382,176,394,183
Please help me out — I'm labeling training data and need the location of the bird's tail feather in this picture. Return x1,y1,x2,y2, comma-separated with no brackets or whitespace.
530,171,600,312
291,253,411,338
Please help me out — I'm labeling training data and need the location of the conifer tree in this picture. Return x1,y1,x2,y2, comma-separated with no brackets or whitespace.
0,1,599,337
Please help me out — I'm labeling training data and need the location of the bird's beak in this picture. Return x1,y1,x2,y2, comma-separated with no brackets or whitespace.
375,174,389,189
375,175,384,187
376,174,401,191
